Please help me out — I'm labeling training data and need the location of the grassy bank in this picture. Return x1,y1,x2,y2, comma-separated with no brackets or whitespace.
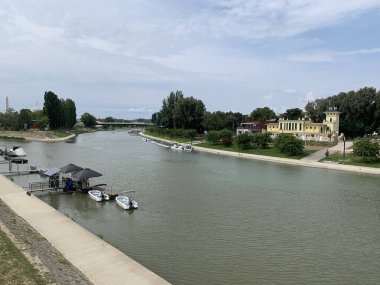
320,152,380,168
0,135,25,141
145,130,192,143
197,142,313,159
0,228,46,285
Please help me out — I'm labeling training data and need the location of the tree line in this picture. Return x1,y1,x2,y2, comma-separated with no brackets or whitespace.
152,87,380,139
0,91,76,131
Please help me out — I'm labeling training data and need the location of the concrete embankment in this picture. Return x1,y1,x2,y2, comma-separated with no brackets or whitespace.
139,133,380,176
0,175,170,285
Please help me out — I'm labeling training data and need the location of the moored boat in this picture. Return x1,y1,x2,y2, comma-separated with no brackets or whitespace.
6,146,27,157
170,143,192,152
115,191,138,210
88,189,110,202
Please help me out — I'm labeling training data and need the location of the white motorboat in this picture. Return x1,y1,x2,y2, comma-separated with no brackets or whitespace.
116,193,138,210
88,189,110,202
170,143,192,152
7,146,27,157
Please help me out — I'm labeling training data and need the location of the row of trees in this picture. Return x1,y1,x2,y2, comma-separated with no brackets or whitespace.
43,91,76,129
153,87,380,139
0,109,49,131
206,130,305,156
305,87,380,137
0,91,77,131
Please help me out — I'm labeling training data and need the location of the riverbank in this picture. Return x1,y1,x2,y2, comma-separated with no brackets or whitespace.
0,174,170,285
0,131,76,142
140,132,380,176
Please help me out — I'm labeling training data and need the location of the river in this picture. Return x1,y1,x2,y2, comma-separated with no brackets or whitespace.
2,130,380,284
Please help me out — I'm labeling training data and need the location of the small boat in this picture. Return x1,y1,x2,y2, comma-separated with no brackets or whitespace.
116,191,138,210
88,189,110,202
170,143,192,152
6,146,27,157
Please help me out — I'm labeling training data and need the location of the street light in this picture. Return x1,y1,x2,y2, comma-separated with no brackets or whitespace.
342,134,346,164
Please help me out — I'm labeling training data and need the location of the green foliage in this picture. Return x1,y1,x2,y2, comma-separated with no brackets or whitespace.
252,132,272,149
274,134,305,156
36,116,50,130
154,91,205,132
305,87,380,137
281,108,304,120
353,138,380,162
250,107,277,120
80,112,97,128
0,112,19,130
206,130,220,144
43,91,76,129
219,129,233,140
203,111,245,131
18,109,32,130
146,127,196,139
235,132,253,149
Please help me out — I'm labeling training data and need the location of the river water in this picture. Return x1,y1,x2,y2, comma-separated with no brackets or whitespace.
2,131,380,284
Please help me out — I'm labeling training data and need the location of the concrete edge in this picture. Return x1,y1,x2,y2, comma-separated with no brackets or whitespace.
0,174,170,285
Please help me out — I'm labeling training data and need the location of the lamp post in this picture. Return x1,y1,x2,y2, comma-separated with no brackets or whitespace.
342,135,346,164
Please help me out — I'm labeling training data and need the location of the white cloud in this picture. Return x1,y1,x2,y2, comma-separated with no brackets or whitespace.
263,93,273,102
287,48,380,62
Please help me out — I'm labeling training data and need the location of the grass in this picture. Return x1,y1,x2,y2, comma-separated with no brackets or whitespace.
320,152,380,168
145,130,192,143
0,228,47,285
0,135,25,141
48,130,72,138
196,142,313,159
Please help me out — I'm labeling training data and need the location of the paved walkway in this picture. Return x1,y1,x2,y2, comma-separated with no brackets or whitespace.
300,140,353,162
0,175,170,285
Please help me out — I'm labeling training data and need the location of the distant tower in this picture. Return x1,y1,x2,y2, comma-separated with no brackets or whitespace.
5,96,9,113
324,107,340,135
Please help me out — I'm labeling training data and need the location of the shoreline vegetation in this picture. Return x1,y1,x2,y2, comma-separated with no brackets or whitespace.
141,131,380,172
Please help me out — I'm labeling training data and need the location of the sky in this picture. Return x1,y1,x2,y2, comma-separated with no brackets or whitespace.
1,0,380,119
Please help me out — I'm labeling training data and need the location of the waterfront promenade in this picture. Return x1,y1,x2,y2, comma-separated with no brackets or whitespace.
0,174,170,285
140,133,380,176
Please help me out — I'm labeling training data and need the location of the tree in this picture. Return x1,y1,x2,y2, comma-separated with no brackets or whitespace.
173,96,205,131
252,132,272,149
305,87,380,137
353,138,380,162
80,113,97,128
250,107,277,121
203,111,245,131
281,108,304,120
43,91,62,129
274,134,304,156
62,99,76,128
18,109,32,130
234,132,253,149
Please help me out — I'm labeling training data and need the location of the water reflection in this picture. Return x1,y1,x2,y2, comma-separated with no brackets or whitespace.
2,131,380,285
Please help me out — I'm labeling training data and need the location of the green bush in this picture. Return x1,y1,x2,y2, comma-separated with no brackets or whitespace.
252,132,272,149
274,134,304,156
235,132,253,149
353,138,380,162
206,130,221,144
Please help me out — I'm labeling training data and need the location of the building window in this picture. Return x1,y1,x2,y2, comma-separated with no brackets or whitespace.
330,118,332,122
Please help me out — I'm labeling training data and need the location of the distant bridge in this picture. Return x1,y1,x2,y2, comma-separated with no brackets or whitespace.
95,121,153,127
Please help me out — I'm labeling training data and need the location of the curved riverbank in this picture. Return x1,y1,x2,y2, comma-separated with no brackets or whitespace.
0,131,76,142
0,175,170,285
140,133,380,176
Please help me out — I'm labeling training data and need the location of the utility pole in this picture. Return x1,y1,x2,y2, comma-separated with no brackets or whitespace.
343,135,346,164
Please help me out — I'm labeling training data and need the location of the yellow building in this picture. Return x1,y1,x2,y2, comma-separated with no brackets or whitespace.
266,108,340,141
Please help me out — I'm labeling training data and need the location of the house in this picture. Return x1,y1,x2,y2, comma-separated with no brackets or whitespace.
266,108,340,141
236,120,276,135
